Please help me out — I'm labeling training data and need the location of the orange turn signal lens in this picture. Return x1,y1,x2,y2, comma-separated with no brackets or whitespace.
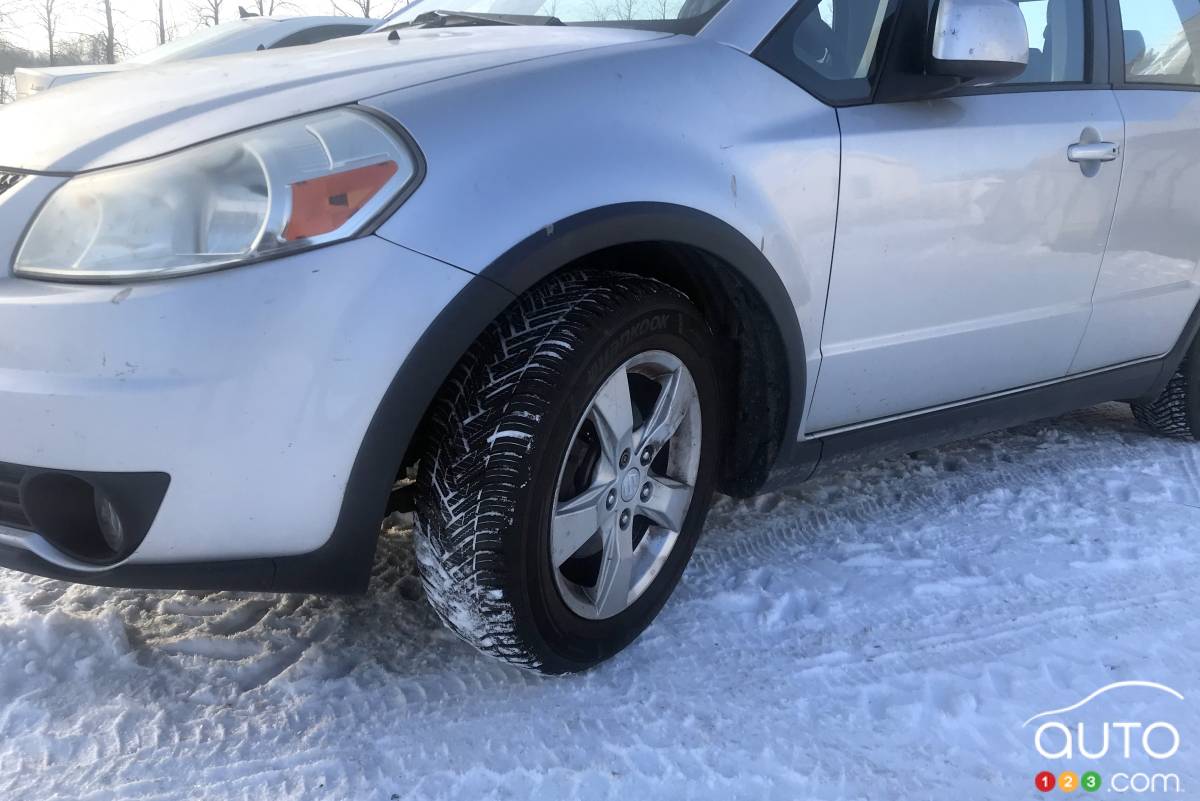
282,161,399,241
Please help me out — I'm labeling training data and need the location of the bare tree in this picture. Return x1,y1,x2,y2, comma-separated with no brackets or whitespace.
333,0,407,19
0,0,13,43
57,30,116,63
331,0,370,18
252,0,296,15
141,0,184,45
35,0,60,65
101,0,115,62
157,0,168,43
1,1,21,103
195,0,223,26
585,1,613,21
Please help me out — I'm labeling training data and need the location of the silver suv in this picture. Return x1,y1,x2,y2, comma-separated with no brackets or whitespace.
0,0,1197,672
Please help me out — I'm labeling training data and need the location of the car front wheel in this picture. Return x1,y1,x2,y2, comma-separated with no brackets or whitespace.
413,270,722,673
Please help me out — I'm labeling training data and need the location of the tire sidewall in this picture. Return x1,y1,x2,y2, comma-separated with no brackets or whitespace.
501,293,723,673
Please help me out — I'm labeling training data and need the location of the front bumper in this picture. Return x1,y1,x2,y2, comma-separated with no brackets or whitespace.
0,174,478,591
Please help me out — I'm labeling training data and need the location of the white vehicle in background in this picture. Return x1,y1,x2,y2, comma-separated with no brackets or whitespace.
14,15,377,99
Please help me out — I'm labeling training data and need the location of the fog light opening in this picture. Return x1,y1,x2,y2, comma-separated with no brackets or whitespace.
20,473,129,565
95,491,126,554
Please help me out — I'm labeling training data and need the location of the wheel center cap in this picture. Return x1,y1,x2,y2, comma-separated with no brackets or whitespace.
620,468,641,503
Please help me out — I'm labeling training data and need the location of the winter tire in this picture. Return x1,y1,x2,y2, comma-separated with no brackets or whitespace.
1131,337,1200,440
413,270,723,673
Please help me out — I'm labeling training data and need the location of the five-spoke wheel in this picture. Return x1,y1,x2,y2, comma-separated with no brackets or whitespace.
551,351,702,619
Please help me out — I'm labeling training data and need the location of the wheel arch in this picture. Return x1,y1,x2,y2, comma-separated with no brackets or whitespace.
402,202,809,498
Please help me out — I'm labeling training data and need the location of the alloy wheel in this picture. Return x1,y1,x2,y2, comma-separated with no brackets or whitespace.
550,350,703,620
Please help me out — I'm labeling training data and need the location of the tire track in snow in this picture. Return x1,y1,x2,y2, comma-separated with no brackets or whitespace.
694,407,1200,574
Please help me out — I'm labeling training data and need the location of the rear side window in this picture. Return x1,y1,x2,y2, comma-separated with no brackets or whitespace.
756,0,895,104
1004,0,1087,84
1119,0,1200,86
271,24,368,49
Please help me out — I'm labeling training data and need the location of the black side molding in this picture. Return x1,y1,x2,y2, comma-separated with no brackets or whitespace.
769,292,1200,487
776,358,1166,484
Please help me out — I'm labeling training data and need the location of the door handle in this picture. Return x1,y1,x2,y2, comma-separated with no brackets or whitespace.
1067,141,1120,163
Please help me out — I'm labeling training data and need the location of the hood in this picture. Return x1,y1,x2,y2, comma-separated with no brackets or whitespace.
0,26,667,173
15,64,133,97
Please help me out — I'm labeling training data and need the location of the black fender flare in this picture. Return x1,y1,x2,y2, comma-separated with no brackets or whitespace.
479,201,809,450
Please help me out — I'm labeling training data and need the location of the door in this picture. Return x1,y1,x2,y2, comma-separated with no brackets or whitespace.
1071,0,1200,372
805,0,1125,432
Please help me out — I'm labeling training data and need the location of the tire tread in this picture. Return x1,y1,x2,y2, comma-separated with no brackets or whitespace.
1131,357,1196,440
413,270,686,671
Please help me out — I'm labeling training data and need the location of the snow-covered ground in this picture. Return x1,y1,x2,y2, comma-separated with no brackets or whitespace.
2,403,1197,800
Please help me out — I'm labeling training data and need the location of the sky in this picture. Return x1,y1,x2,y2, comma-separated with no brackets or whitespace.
2,0,395,58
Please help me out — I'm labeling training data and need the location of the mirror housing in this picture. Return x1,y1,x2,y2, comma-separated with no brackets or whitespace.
928,0,1029,85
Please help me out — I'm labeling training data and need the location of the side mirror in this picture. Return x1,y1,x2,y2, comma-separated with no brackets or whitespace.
928,0,1029,84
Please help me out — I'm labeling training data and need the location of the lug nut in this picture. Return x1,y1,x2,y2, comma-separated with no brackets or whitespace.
640,482,653,503
619,449,631,469
605,489,617,510
619,509,631,529
640,446,654,466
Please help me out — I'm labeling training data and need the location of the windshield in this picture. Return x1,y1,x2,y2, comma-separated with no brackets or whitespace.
377,0,729,34
131,19,275,64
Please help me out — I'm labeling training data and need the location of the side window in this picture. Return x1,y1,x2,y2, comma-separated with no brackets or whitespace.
1119,0,1200,87
270,25,367,49
755,0,895,104
1004,0,1086,85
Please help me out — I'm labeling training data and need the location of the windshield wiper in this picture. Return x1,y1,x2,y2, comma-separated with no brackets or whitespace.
384,10,564,32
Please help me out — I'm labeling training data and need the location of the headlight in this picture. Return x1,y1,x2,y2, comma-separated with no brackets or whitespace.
14,108,420,282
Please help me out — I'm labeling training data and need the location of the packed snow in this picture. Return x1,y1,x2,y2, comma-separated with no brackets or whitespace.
1,403,1197,800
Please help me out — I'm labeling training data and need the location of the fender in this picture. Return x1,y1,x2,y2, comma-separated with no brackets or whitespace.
471,201,809,461
332,202,810,590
